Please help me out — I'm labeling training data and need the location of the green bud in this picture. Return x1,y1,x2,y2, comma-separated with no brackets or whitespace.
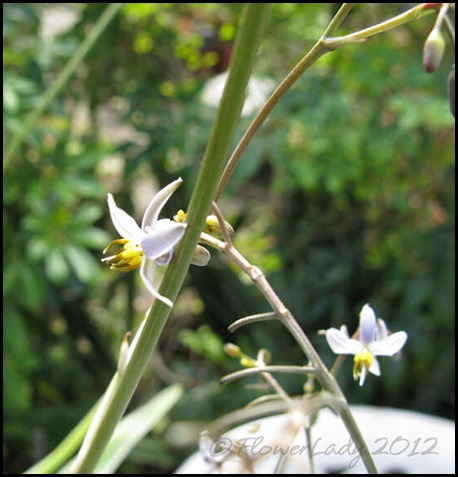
223,343,242,358
448,65,455,117
423,29,445,73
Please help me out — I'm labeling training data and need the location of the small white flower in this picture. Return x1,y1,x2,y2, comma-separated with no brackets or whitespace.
102,178,186,307
326,304,408,386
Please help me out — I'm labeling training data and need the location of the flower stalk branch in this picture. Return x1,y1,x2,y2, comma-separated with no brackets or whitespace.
228,312,278,333
208,203,378,474
215,3,440,200
221,365,316,385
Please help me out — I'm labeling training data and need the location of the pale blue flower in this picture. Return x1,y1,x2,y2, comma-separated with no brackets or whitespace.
103,178,186,307
326,304,408,386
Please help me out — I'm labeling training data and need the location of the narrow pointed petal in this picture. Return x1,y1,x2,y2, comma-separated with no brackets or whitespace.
326,328,362,355
140,221,186,260
371,331,408,357
140,259,173,307
359,366,368,386
359,304,376,344
141,178,183,230
369,357,381,376
375,318,389,341
107,193,144,243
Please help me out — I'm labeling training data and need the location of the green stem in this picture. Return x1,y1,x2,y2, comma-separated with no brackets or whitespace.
70,4,272,473
3,3,123,173
214,3,357,200
214,41,329,200
321,3,356,38
323,3,438,48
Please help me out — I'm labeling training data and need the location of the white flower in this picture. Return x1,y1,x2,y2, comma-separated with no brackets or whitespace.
326,304,408,386
102,178,186,307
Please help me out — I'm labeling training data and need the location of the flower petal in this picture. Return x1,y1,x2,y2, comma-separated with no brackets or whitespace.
371,331,408,357
359,304,376,344
375,318,389,341
359,366,368,386
326,328,362,355
107,193,144,243
140,258,173,307
140,221,186,260
141,178,183,231
155,250,174,266
369,357,381,376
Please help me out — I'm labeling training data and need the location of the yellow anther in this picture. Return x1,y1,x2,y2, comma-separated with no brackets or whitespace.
173,209,187,223
102,239,143,272
353,348,374,381
103,238,129,255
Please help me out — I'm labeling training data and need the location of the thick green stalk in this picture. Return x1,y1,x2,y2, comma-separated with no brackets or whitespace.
3,3,123,173
71,4,272,473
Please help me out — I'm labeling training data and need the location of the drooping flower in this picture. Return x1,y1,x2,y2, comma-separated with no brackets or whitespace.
325,304,408,386
102,178,186,307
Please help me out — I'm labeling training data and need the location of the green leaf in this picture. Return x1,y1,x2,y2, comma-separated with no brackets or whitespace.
55,384,183,474
94,384,183,474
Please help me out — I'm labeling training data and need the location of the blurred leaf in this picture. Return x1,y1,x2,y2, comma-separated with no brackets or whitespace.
72,227,110,249
56,384,184,474
64,244,100,284
178,325,226,366
45,248,70,284
3,307,38,415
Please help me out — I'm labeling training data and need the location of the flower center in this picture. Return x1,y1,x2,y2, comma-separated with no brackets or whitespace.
353,347,374,381
102,239,143,271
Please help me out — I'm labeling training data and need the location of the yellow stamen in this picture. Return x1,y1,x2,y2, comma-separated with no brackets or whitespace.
353,348,374,381
102,239,143,272
173,209,187,223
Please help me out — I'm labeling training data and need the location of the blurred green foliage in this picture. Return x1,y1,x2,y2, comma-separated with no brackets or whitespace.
3,3,454,474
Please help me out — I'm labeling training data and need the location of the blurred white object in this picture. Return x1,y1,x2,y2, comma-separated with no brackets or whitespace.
201,72,276,117
175,405,455,474
40,5,80,41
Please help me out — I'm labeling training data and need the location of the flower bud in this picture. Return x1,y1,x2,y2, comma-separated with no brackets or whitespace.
423,29,445,73
448,64,455,117
240,356,257,368
191,245,211,266
204,215,235,238
223,343,242,358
